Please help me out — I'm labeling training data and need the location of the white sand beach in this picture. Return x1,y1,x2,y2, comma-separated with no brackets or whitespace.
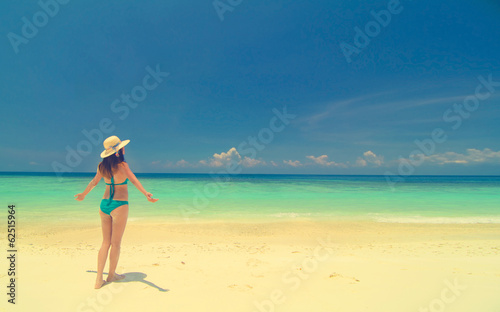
1,220,499,312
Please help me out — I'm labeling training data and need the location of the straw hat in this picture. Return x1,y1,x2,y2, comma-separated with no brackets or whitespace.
100,136,130,158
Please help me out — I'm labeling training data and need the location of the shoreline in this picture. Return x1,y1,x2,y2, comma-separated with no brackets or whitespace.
18,218,500,244
20,215,500,225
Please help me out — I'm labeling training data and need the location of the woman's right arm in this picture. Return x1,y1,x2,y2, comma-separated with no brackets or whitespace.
120,162,159,203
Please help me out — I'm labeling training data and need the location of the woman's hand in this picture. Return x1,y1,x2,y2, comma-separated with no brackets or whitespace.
74,193,86,201
146,192,159,203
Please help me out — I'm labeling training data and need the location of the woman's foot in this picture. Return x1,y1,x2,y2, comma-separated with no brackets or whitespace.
106,273,125,283
95,279,106,289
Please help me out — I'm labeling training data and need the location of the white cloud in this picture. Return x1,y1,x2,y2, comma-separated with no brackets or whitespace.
355,158,367,167
150,148,500,171
356,150,384,167
208,147,241,168
200,147,265,168
364,151,384,166
176,159,190,167
421,148,500,165
152,148,265,170
241,156,266,167
306,155,347,168
283,160,302,167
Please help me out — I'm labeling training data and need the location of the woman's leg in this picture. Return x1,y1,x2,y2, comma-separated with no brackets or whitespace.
96,210,112,289
107,204,129,282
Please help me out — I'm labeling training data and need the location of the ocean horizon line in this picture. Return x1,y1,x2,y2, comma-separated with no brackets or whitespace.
1,171,500,178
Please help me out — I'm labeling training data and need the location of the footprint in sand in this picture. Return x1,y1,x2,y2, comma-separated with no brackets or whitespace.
228,284,253,292
247,245,270,255
247,258,265,267
329,272,360,283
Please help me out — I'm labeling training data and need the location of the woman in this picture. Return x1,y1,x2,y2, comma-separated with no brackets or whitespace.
75,135,158,289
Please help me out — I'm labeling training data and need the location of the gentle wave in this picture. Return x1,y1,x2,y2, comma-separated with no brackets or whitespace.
371,215,500,224
270,212,312,218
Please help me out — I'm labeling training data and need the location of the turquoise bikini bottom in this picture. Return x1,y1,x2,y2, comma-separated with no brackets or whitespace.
100,199,128,215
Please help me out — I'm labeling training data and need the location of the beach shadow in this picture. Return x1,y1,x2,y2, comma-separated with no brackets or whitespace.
86,270,169,292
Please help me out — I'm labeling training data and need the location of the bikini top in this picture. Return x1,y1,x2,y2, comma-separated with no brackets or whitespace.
105,176,128,202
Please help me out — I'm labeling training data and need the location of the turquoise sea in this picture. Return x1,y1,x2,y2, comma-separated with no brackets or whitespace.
1,172,500,225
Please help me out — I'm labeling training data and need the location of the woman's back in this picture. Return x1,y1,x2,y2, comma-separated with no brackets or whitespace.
101,163,128,201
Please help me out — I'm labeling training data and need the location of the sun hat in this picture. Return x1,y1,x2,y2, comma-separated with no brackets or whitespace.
100,136,130,158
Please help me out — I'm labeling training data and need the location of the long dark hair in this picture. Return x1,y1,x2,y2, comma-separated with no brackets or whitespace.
98,148,125,179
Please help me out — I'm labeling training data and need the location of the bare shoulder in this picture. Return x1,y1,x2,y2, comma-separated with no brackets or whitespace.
118,162,135,180
118,162,131,172
96,164,103,177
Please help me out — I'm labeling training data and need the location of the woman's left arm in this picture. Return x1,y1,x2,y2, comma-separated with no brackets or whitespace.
75,167,102,201
121,162,158,202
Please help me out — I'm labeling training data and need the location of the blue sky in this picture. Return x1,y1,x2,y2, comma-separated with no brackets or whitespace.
1,0,500,175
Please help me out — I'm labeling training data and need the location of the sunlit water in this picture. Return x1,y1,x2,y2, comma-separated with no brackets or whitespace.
1,173,499,225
